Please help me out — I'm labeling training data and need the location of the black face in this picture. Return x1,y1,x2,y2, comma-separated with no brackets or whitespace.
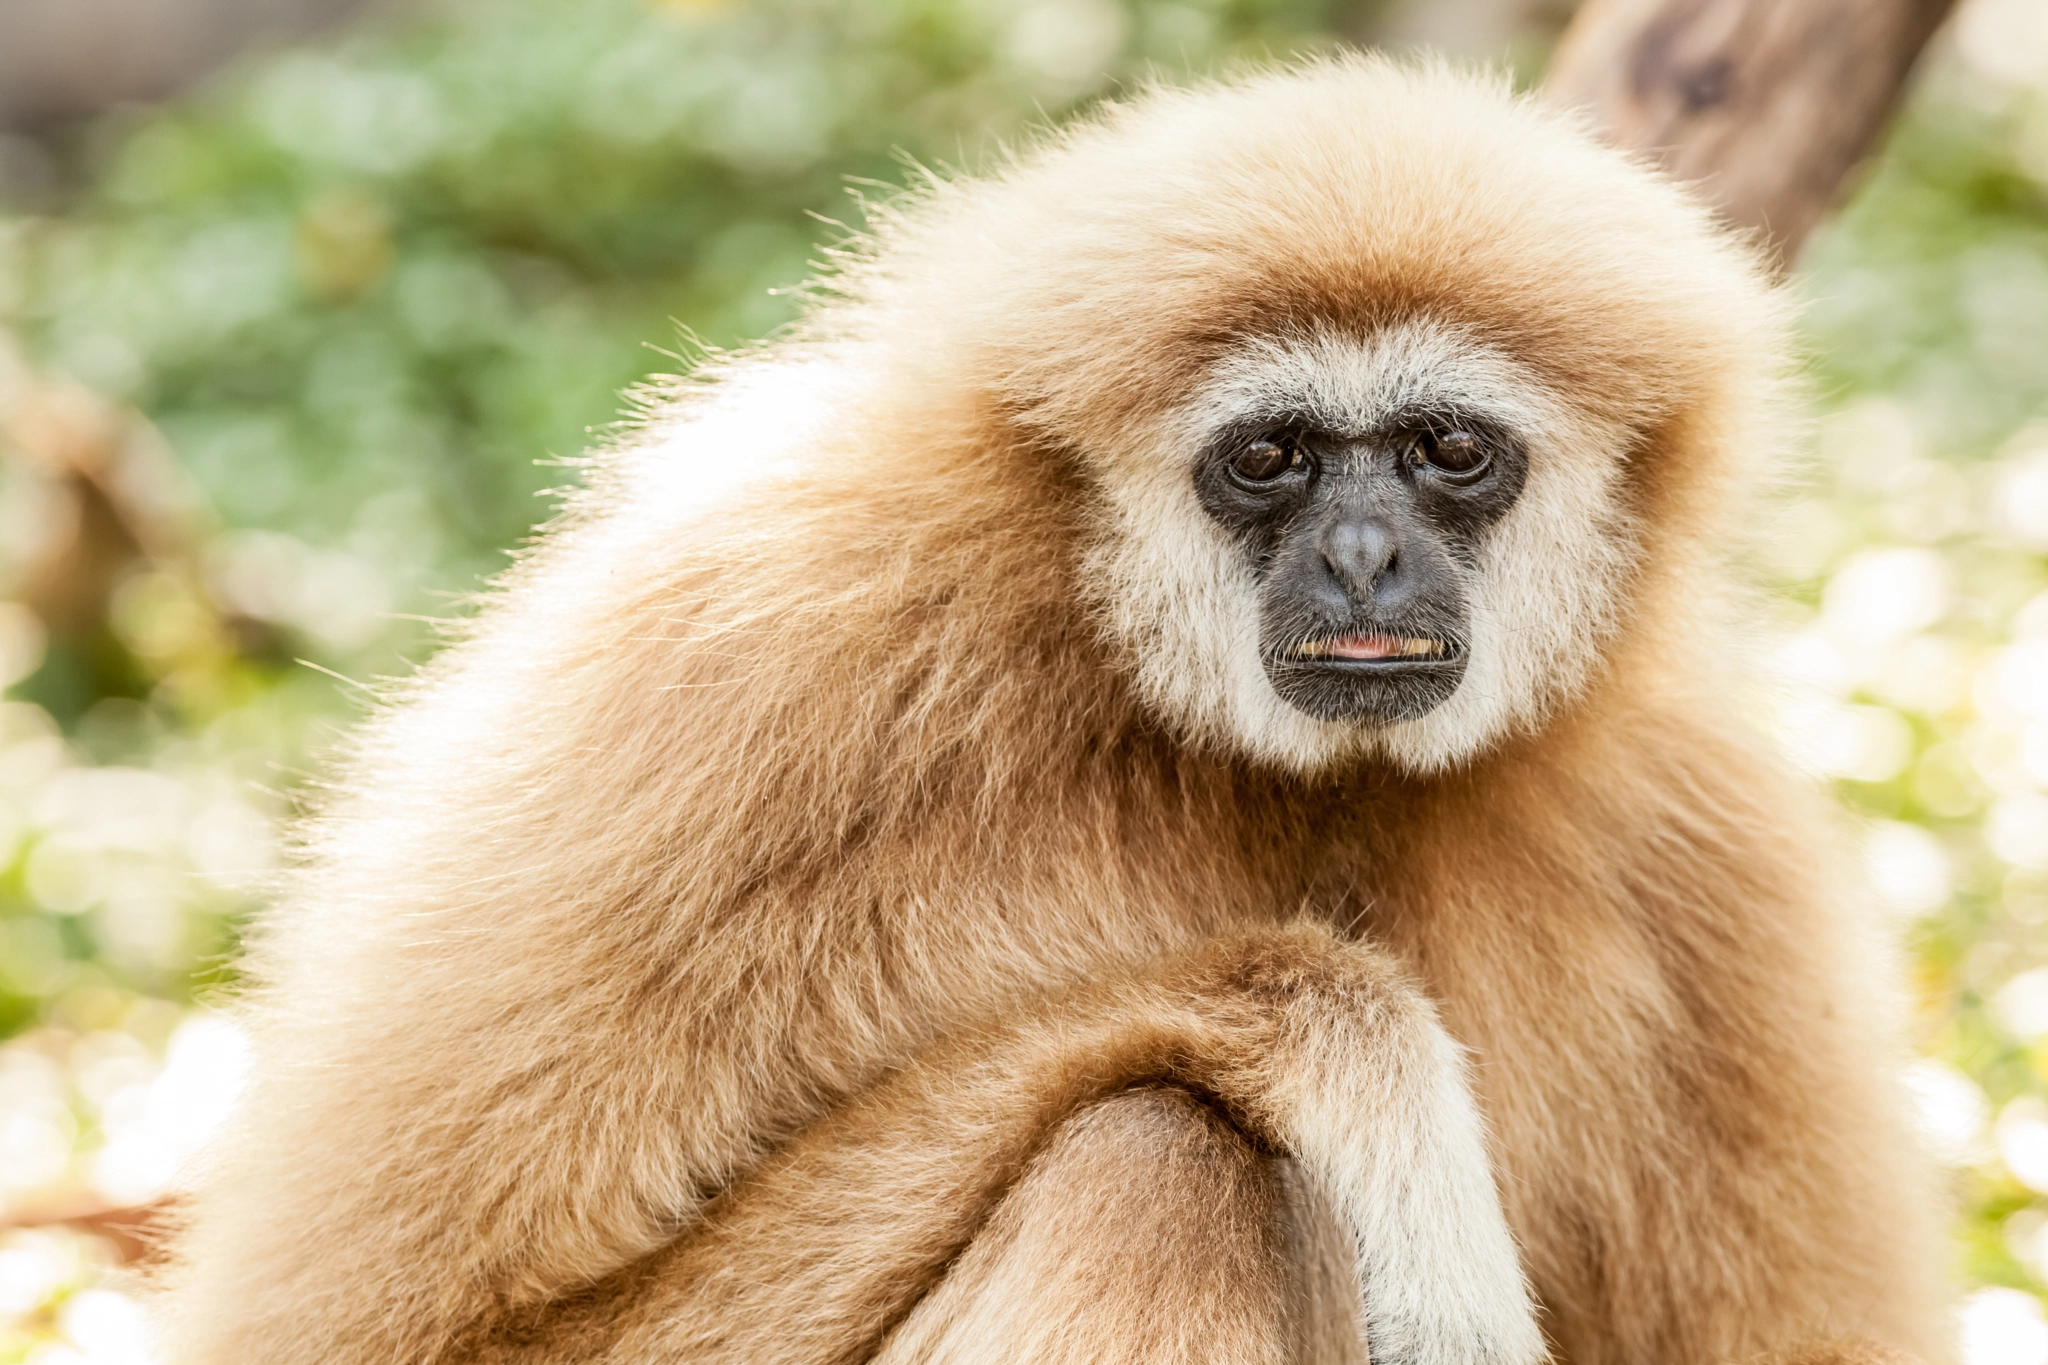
1193,411,1527,726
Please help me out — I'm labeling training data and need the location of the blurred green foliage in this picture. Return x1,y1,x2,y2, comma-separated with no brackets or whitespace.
4,0,2048,1358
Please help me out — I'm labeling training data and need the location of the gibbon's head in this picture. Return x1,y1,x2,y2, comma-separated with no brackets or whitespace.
848,57,1789,774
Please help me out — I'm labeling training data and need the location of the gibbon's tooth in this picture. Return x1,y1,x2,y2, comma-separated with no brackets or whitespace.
1325,634,1400,661
1299,635,1443,660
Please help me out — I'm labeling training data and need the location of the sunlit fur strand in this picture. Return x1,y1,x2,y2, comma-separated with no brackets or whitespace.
157,55,1942,1365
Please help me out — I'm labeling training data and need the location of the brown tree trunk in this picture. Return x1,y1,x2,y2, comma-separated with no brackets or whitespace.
1542,0,1960,262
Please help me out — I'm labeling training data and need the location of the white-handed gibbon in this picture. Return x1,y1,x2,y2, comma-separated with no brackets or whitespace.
157,57,1948,1365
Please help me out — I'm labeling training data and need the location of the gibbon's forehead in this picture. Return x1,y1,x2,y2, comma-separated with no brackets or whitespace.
1195,324,1551,448
902,60,1785,459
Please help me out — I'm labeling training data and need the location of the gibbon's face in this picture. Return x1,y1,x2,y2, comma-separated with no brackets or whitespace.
1087,319,1639,775
1192,410,1526,727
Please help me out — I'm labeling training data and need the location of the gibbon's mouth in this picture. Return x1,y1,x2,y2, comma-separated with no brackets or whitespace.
1265,629,1468,726
1292,633,1450,663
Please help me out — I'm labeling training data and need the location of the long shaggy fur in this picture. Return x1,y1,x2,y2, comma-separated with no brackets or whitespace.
157,57,1946,1365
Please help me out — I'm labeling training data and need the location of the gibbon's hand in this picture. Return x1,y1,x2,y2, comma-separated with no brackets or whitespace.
470,922,1543,1365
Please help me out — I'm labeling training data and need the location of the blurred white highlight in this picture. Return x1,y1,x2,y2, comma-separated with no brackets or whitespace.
0,1051,73,1199
1962,1287,2048,1365
1956,0,2048,91
1998,968,2048,1043
1990,794,2048,870
50,1287,157,1365
1905,1059,1990,1165
1778,697,1915,782
2004,1098,2048,1194
1866,821,1952,917
1822,548,1952,645
89,1014,250,1205
0,1230,75,1317
1998,444,2048,550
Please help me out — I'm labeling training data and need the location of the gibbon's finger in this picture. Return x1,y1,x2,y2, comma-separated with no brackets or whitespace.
470,922,1542,1365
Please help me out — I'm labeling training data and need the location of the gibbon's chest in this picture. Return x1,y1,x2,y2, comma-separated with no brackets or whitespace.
1257,792,1706,1141
1089,755,1725,1144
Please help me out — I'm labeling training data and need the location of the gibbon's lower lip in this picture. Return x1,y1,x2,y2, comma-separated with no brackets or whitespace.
1295,634,1445,661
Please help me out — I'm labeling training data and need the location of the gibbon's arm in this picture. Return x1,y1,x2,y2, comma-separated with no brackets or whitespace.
468,924,1542,1365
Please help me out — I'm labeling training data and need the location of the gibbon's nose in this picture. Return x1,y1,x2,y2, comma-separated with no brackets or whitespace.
1321,515,1414,609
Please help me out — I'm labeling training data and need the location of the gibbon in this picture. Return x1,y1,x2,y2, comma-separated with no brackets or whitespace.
159,58,1947,1365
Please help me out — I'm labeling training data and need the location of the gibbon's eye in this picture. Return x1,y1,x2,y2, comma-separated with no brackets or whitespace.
1230,437,1303,484
1411,429,1488,477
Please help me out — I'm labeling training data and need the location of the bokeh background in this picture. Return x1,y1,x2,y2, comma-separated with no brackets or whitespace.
1,0,2046,1359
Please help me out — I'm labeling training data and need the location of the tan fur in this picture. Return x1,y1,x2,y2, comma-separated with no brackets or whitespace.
156,57,1947,1365
871,1088,1306,1364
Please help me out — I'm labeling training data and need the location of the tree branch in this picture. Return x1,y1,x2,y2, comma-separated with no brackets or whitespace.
1543,0,1960,261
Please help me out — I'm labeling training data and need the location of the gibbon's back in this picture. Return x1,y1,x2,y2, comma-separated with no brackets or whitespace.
158,57,1943,1365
